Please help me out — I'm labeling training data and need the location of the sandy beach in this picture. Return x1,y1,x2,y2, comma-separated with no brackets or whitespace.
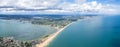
36,22,74,47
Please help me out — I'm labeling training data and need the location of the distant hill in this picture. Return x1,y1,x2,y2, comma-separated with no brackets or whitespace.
0,14,66,19
0,14,98,19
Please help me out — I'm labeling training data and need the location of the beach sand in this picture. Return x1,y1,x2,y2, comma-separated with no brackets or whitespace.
36,22,74,47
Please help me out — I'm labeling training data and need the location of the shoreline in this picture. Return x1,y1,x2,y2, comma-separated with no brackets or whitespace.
36,22,74,47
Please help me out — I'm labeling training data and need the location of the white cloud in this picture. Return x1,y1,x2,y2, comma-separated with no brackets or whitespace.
57,1,102,12
0,0,59,8
0,0,119,14
44,10,70,13
57,2,79,11
75,0,86,4
57,1,120,14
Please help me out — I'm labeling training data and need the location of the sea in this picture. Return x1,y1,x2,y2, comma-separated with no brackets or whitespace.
47,15,120,47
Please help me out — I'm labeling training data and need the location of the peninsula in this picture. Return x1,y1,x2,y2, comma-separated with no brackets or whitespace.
36,22,74,47
0,14,94,47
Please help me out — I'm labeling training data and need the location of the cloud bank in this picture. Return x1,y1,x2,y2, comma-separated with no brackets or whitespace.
0,0,120,15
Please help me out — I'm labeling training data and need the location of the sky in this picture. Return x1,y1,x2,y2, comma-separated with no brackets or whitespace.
0,0,120,15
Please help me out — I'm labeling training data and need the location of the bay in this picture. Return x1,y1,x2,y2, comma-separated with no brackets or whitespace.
0,20,56,41
47,15,120,47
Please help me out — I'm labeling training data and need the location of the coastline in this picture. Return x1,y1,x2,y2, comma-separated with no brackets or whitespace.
36,22,74,47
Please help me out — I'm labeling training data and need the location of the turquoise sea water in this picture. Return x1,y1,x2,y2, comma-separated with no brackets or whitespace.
47,15,120,47
0,20,56,41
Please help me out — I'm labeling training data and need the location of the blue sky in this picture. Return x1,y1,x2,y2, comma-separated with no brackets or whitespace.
59,0,120,4
87,0,120,4
0,0,120,15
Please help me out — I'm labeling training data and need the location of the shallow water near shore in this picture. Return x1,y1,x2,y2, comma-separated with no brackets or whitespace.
47,15,120,47
0,20,56,41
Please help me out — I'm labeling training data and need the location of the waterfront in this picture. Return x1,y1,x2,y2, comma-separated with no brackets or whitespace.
47,15,120,47
36,22,74,47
